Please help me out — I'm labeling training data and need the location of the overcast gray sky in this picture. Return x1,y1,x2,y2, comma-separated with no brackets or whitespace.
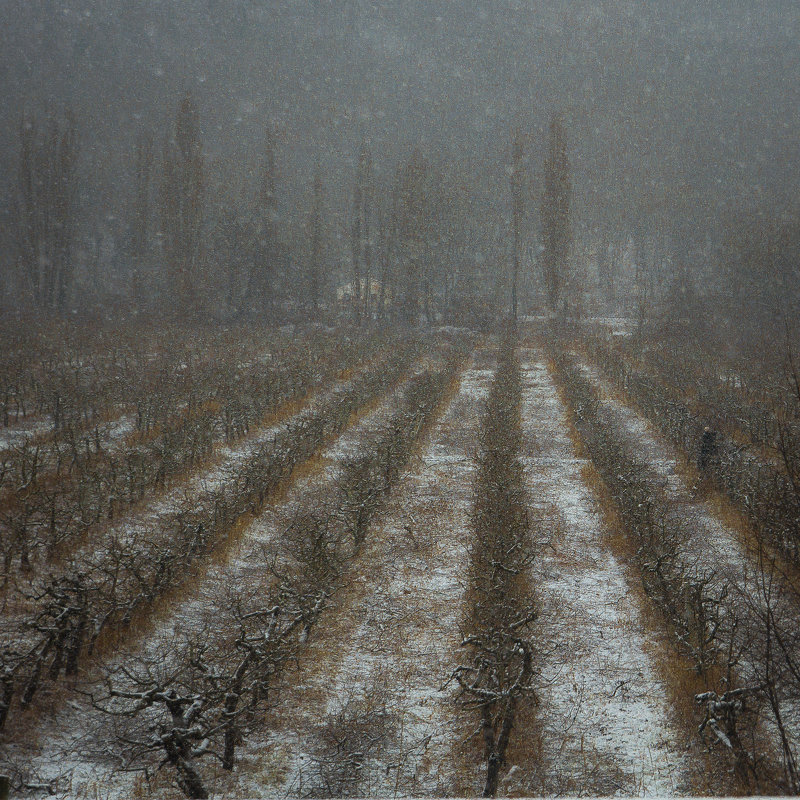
2,1,798,257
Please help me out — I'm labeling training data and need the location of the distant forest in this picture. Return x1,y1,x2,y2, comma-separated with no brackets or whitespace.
1,1,798,359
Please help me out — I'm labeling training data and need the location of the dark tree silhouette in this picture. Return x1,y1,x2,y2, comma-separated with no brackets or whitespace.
130,128,153,306
247,127,279,314
307,167,324,314
350,141,373,324
396,149,430,324
510,128,525,320
13,110,79,312
540,114,571,312
160,94,205,316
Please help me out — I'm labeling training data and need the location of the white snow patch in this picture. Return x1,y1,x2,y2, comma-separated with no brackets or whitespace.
248,355,494,797
518,351,688,796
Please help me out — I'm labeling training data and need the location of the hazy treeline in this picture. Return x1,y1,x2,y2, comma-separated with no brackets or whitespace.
0,1,798,354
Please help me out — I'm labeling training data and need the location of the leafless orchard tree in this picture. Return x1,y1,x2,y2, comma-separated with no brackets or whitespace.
550,347,771,790
452,331,537,797
84,342,470,798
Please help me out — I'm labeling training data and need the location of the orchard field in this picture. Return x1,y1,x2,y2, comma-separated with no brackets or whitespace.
3,2,800,797
2,318,800,799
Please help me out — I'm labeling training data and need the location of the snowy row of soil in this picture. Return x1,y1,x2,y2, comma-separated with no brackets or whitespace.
2,340,468,799
0,340,419,740
553,346,800,794
512,350,689,796
228,349,497,798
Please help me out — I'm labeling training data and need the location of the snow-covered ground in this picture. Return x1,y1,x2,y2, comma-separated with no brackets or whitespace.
0,419,53,450
576,357,800,782
4,362,426,798
514,351,689,796
0,411,137,455
14,344,796,798
218,353,494,798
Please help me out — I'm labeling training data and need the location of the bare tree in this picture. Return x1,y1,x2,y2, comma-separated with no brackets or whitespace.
13,109,79,312
307,166,324,315
540,114,571,314
397,149,429,324
130,128,153,306
247,127,279,315
160,94,205,316
98,657,217,799
510,128,525,321
350,141,373,324
452,335,537,797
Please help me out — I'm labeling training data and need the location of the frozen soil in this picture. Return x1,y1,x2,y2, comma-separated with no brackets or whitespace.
576,358,800,771
2,362,426,799
219,354,495,798
513,351,689,797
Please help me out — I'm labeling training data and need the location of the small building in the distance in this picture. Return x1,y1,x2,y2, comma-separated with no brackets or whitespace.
335,278,392,311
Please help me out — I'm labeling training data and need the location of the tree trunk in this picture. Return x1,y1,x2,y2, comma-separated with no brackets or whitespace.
481,704,499,797
175,758,208,800
0,672,14,730
222,690,241,771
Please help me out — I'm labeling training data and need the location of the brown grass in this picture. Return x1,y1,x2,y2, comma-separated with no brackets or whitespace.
544,352,744,796
7,361,421,745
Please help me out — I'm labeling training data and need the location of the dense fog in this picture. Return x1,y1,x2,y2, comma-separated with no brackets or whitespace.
6,6,800,798
1,1,799,351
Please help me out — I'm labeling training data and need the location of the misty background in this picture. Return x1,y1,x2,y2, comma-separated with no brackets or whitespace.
1,0,799,354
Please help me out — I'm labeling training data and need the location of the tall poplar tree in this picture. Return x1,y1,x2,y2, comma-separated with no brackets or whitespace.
540,114,571,312
350,141,373,324
307,167,323,314
245,127,279,315
510,128,525,320
131,129,153,306
397,149,429,323
160,94,204,316
14,110,79,312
